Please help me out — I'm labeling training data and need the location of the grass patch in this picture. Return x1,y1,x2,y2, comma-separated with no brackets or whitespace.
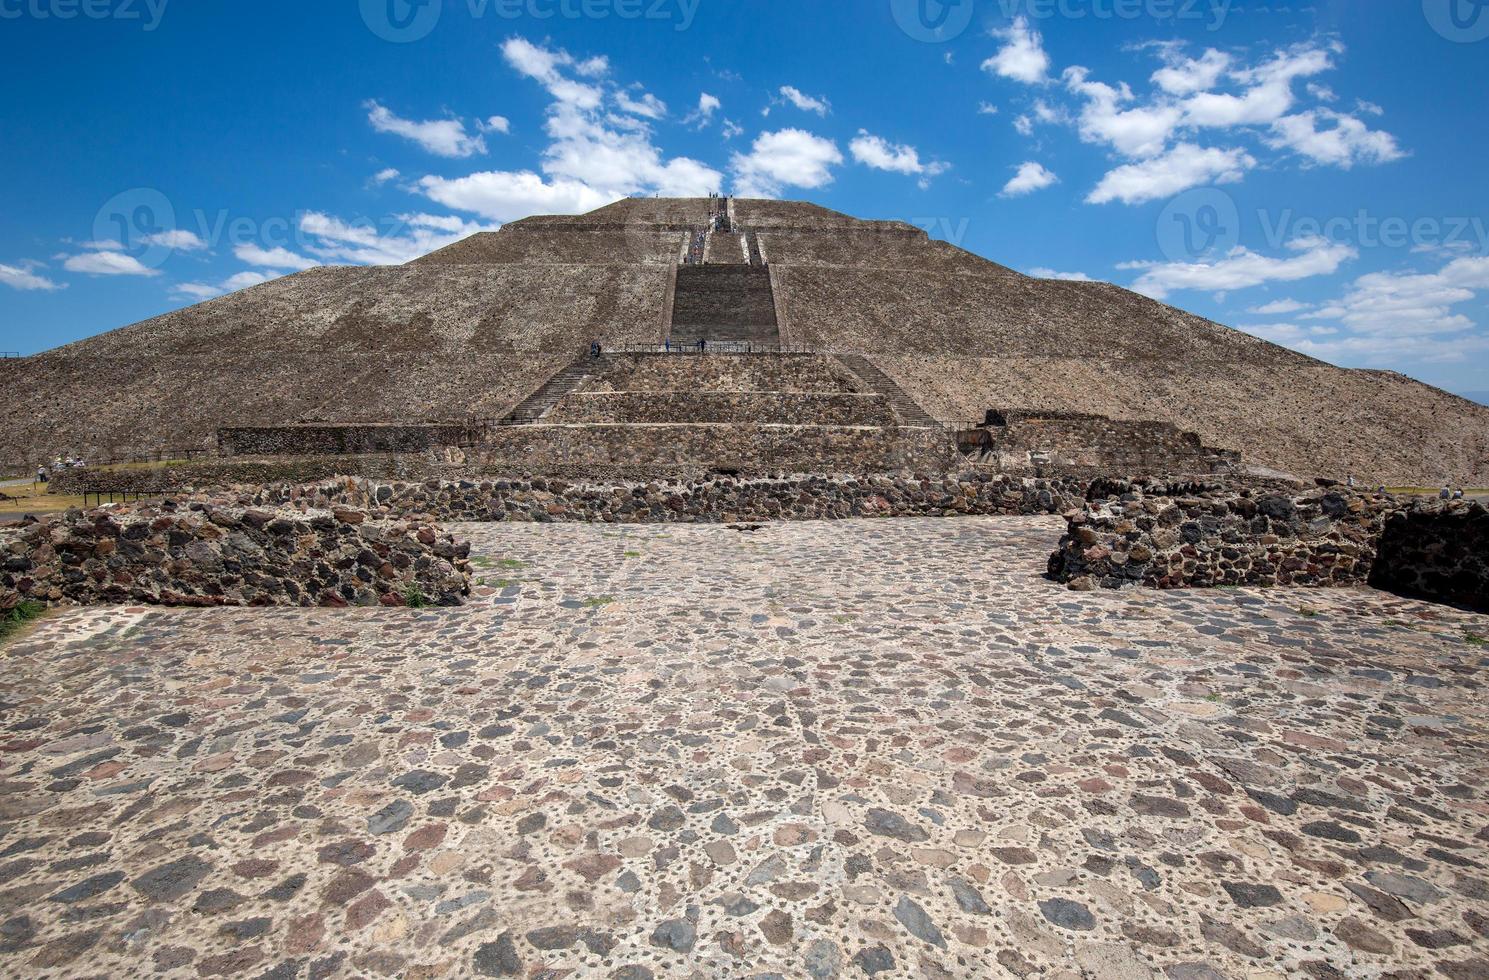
1297,606,1321,618
623,550,642,558
582,596,616,608
1,601,47,645
0,482,88,516
493,578,521,588
1466,631,1487,647
496,558,527,570
403,585,428,609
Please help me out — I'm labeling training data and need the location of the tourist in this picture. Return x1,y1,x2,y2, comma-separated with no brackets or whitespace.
1454,489,1465,500
1345,474,1355,488
1440,485,1452,499
36,466,48,485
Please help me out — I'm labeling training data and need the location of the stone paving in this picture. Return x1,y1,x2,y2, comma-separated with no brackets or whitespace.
1,516,1487,980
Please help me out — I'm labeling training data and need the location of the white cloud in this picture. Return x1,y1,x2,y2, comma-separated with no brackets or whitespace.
298,211,501,266
686,92,722,127
1267,109,1404,169
731,129,843,198
849,131,948,183
484,115,511,134
365,101,488,158
1029,267,1093,281
722,119,744,140
1248,299,1311,315
1151,49,1231,96
982,16,1050,85
372,168,401,185
978,101,999,116
1315,256,1489,338
501,37,604,111
778,86,830,116
1087,143,1254,205
171,281,226,301
1181,44,1335,129
1063,66,1183,158
1125,236,1357,300
233,243,319,271
615,87,667,120
63,249,159,277
143,229,207,251
419,170,616,222
1013,115,1034,136
0,262,63,291
1001,161,1058,197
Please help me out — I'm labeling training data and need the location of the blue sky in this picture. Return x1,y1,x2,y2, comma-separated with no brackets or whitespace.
2,0,1486,400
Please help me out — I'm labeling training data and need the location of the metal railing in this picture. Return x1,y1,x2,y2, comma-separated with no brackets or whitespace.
599,342,818,355
88,447,213,467
0,352,21,359
80,489,168,508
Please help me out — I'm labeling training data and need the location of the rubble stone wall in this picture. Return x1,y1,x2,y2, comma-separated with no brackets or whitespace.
1047,487,1395,591
244,472,1091,525
219,423,481,458
481,423,959,475
1370,500,1489,612
544,392,895,426
1,503,471,609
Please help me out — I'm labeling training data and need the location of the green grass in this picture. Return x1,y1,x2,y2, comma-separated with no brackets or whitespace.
1466,631,1487,647
582,595,616,608
496,558,526,570
403,585,428,609
1,601,47,645
1297,606,1321,618
623,550,642,558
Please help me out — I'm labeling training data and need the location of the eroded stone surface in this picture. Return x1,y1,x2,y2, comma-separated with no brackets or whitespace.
1,517,1486,978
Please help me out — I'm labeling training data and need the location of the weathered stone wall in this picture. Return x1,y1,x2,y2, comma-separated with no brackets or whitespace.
46,455,467,495
1048,487,1393,591
1,502,470,609
245,472,1090,525
481,424,959,475
584,353,865,394
545,392,895,426
1370,500,1489,612
219,423,482,458
968,415,1241,476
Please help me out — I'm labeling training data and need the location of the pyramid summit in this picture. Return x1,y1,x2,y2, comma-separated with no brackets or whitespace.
4,195,1485,485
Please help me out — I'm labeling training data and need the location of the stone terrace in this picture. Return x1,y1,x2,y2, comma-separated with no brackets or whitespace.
2,518,1487,978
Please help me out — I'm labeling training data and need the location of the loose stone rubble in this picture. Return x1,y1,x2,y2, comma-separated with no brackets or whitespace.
0,502,470,609
1,517,1486,978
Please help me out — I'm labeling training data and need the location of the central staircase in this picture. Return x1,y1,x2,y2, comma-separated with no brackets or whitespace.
835,354,939,427
668,265,780,347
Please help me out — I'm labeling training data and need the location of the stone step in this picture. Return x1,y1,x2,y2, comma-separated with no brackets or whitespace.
835,354,940,427
503,355,610,423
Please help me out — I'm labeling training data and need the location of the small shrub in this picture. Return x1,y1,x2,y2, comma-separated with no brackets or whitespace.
582,596,615,608
403,585,428,609
1297,606,1320,618
1466,631,1487,647
0,600,47,643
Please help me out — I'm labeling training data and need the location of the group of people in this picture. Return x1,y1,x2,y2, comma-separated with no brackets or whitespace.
35,456,86,484
1440,486,1469,500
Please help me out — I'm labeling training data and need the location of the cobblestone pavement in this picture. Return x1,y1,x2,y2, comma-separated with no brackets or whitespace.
2,517,1487,980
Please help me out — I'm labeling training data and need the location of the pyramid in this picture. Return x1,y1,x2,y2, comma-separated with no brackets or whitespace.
3,197,1485,485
